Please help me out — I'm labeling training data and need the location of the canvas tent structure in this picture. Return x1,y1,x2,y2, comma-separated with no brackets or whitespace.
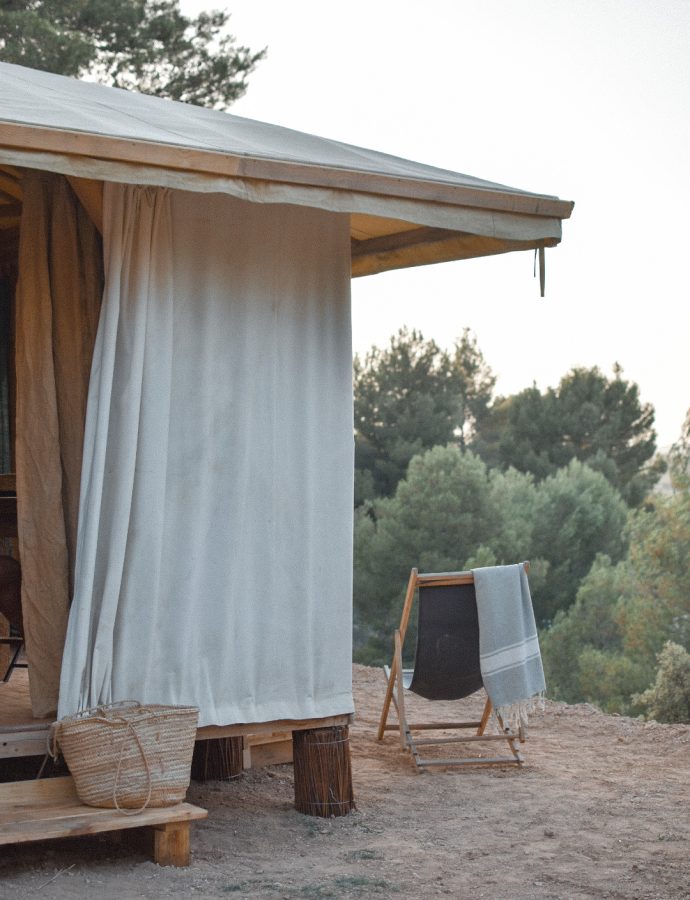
0,62,573,789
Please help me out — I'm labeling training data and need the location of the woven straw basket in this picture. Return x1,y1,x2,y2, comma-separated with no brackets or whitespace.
51,701,199,812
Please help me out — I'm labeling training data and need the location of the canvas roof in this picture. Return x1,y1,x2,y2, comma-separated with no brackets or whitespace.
0,62,573,276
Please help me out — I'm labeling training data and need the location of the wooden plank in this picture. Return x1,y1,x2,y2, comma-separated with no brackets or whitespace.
414,733,520,746
350,213,419,241
0,669,46,731
418,756,523,767
0,804,205,846
0,777,207,848
415,563,529,587
0,799,206,830
197,713,351,741
242,731,293,769
244,731,292,749
244,738,293,769
0,775,78,807
0,670,51,758
66,176,103,234
383,721,482,731
0,123,575,220
415,572,475,586
351,226,468,258
0,729,48,758
0,173,21,201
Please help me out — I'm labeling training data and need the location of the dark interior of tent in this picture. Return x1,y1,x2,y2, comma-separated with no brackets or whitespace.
0,165,21,679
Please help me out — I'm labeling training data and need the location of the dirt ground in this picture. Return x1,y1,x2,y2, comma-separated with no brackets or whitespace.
1,664,689,899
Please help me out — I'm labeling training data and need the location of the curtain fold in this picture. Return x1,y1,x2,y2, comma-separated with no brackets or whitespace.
15,172,102,717
59,185,354,727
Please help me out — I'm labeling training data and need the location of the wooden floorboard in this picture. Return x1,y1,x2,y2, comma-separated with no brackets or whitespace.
0,669,44,728
0,670,52,759
0,776,207,868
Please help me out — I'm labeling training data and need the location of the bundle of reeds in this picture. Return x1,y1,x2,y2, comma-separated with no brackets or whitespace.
191,737,244,782
293,726,355,818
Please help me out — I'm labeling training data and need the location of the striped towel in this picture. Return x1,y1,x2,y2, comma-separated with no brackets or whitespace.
472,563,546,729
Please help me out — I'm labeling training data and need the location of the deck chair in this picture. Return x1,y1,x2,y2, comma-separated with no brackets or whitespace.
377,567,527,771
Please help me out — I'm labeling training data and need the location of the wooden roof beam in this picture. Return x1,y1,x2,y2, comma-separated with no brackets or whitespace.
66,176,103,234
0,122,574,221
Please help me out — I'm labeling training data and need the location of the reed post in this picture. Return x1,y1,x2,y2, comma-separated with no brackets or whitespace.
292,725,355,818
191,737,244,782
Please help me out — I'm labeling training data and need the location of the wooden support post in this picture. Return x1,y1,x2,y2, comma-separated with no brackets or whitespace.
191,737,244,782
153,821,191,867
293,726,355,818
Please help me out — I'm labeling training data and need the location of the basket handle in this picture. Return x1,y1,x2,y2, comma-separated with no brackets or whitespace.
72,700,141,721
112,720,153,816
47,721,60,761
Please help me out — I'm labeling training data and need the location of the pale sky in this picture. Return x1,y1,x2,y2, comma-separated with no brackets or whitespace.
182,0,690,447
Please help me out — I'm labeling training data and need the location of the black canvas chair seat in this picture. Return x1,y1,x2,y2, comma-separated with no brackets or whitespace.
377,567,527,772
408,583,484,701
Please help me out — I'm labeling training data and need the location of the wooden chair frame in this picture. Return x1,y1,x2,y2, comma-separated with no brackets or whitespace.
377,568,525,772
0,635,26,682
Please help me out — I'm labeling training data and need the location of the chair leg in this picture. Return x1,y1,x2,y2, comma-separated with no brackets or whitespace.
377,657,397,741
494,711,524,765
377,568,419,741
1,639,24,682
477,696,493,736
394,630,408,751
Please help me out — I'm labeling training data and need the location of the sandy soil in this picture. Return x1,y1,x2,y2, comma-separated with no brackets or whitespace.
1,664,689,899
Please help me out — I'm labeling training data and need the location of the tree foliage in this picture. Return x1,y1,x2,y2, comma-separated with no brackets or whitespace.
353,327,494,504
668,408,690,491
541,479,690,716
0,0,265,109
540,555,651,712
473,365,663,506
531,460,629,623
451,329,496,450
634,642,690,724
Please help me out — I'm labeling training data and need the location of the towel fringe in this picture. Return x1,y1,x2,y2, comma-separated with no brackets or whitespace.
495,692,545,731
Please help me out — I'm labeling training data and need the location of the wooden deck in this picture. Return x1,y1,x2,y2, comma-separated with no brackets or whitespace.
0,670,349,765
0,776,207,866
0,669,51,759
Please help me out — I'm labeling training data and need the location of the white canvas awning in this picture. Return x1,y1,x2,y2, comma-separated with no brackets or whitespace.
0,62,573,277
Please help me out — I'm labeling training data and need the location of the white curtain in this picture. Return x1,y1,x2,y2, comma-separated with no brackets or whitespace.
59,184,354,727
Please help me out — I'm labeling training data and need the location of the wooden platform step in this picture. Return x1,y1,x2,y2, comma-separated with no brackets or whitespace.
0,776,207,867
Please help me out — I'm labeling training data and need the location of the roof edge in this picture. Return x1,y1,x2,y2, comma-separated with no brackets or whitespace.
0,121,574,221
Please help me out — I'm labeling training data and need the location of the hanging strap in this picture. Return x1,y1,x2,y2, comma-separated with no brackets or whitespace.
112,720,153,815
539,244,546,297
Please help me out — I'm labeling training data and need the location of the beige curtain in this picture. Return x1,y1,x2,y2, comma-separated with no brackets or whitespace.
15,171,102,717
